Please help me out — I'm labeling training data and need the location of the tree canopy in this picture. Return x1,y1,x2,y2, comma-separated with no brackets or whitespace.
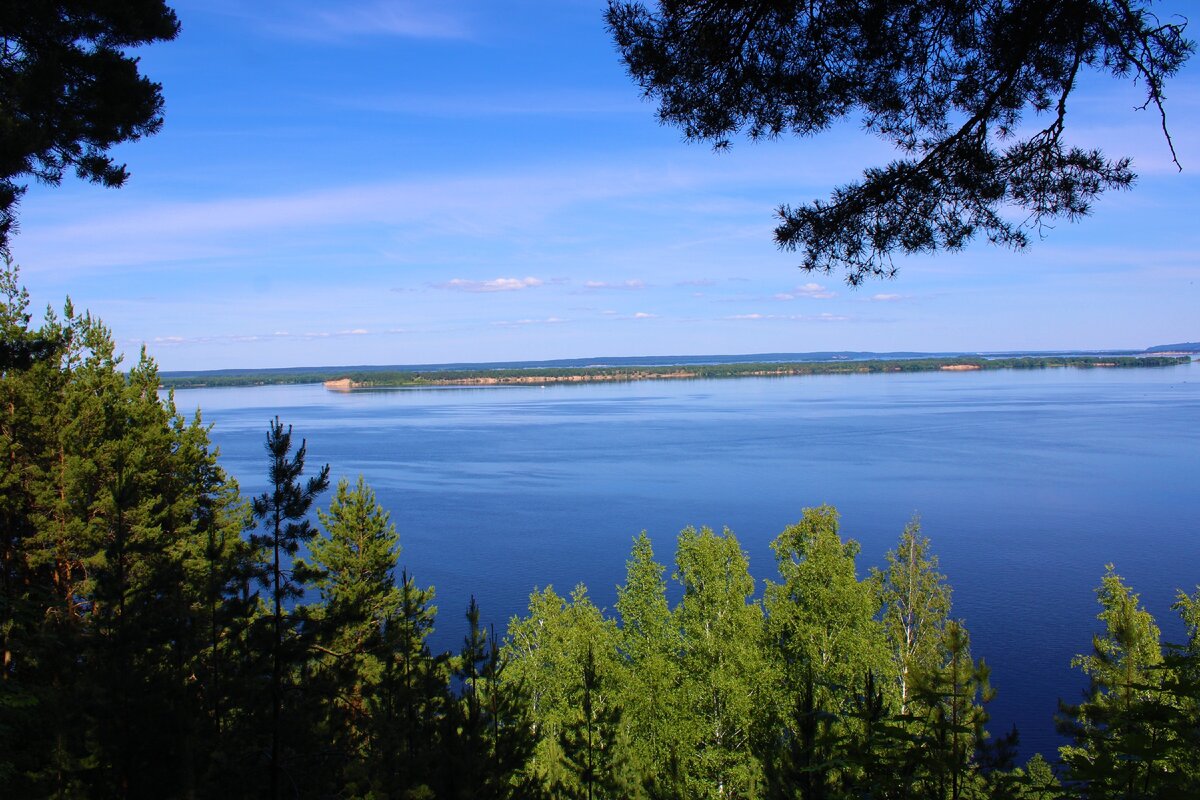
606,0,1194,284
0,1,179,251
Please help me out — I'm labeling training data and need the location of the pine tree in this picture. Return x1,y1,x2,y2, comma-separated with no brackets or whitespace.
446,597,540,799
309,475,402,791
1,266,247,796
1158,588,1200,795
370,567,446,796
909,620,994,800
249,418,329,799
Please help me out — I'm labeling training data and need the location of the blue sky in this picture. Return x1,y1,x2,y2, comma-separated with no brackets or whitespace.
9,0,1199,371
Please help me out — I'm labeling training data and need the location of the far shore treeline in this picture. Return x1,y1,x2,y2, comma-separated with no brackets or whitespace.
3,268,1199,799
158,354,1190,391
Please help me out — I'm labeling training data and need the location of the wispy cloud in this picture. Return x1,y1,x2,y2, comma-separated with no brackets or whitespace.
493,316,567,327
633,311,657,319
436,276,544,293
149,328,387,346
340,89,643,117
870,293,905,302
21,164,714,276
775,282,836,300
583,279,647,291
725,312,850,322
256,1,471,42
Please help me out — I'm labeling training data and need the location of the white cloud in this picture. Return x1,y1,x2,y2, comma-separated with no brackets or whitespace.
493,316,567,327
777,282,836,300
584,279,647,291
870,293,904,302
633,311,656,319
438,276,544,292
724,312,850,322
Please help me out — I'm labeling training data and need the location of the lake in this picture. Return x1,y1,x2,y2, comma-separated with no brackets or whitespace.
172,360,1200,759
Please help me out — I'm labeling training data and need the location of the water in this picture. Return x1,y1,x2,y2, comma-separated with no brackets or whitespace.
171,361,1200,760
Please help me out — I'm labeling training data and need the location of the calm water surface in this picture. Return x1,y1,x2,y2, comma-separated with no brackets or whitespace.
173,361,1200,759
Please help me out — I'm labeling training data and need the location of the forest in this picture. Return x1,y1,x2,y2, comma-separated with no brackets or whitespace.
2,269,1198,800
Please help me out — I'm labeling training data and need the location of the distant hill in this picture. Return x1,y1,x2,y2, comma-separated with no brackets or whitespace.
1145,342,1200,353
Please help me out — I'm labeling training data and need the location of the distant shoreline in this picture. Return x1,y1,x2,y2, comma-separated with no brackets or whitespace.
159,354,1191,391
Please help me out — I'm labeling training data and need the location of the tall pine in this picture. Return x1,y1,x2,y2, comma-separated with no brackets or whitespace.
249,417,329,799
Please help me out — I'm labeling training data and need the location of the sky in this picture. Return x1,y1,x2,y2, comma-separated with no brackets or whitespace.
9,0,1200,371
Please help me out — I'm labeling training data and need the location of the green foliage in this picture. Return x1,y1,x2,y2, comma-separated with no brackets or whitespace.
672,525,770,798
616,532,680,792
908,620,996,800
0,264,249,796
6,263,1200,797
506,584,627,793
767,506,892,707
307,475,403,792
446,597,540,799
762,505,892,798
368,567,446,797
1057,567,1198,799
878,515,953,712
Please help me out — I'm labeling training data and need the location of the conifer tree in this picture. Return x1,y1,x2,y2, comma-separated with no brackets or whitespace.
447,597,540,799
249,418,329,799
309,475,403,791
1,266,247,795
162,406,251,793
909,620,994,800
371,567,445,796
1159,588,1200,795
1058,567,1174,799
